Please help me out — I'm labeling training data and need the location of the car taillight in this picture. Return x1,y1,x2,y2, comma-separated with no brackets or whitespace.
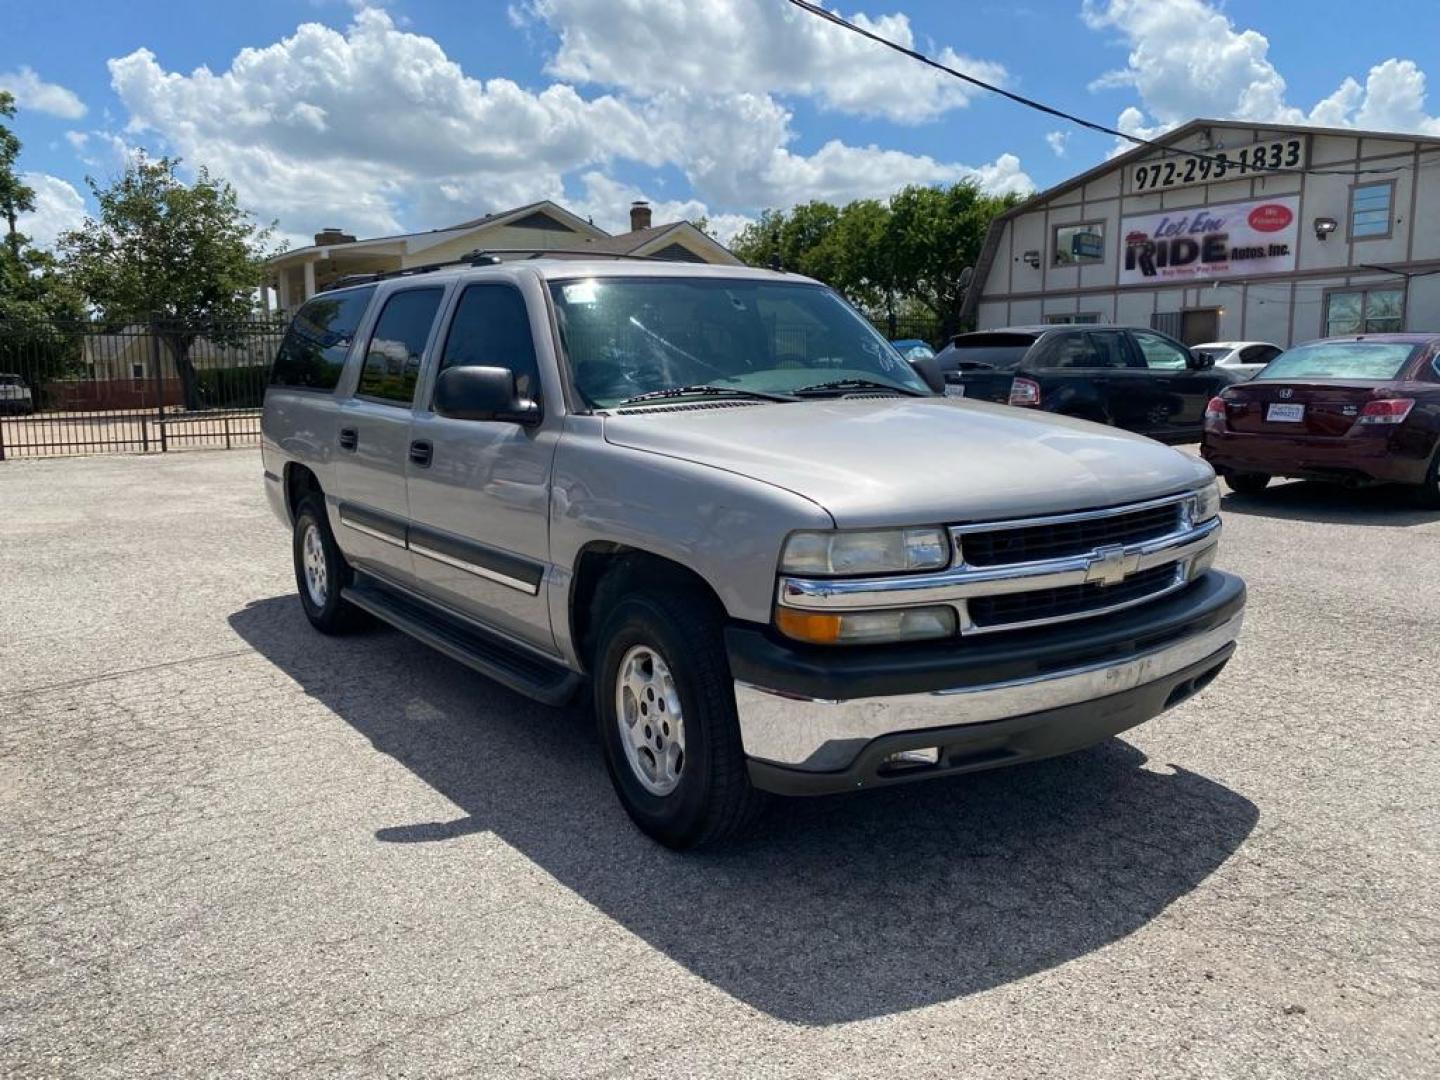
1355,398,1415,425
1204,396,1228,433
1009,377,1040,407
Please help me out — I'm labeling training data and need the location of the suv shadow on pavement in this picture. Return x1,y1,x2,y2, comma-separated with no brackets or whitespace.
229,595,1257,1027
1220,480,1440,528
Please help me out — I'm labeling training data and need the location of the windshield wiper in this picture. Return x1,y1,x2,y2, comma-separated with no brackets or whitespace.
790,377,925,397
611,384,796,407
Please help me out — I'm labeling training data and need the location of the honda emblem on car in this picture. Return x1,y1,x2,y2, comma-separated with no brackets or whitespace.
1278,387,1294,399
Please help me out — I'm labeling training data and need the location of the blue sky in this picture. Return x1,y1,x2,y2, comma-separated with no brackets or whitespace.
5,0,1440,250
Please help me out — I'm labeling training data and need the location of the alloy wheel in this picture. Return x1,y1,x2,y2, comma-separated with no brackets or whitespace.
615,644,686,796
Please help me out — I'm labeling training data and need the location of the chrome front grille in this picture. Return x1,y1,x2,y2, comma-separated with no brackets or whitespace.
967,562,1185,631
958,503,1182,567
777,491,1218,637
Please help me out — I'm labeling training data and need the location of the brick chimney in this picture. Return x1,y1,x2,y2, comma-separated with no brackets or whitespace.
629,201,652,232
313,227,356,247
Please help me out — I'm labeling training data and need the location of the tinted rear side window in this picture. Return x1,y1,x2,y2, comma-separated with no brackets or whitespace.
439,284,540,400
938,335,1033,371
270,288,375,391
358,288,445,405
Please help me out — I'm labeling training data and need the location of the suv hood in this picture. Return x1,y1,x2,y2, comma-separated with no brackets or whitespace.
603,397,1212,527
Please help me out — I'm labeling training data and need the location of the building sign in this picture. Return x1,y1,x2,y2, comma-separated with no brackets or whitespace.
1119,195,1299,286
1071,230,1105,260
1126,135,1308,195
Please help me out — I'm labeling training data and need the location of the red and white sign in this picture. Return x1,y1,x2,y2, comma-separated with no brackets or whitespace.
1118,195,1299,287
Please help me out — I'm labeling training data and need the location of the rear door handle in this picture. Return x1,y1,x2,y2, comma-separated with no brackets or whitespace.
338,427,358,451
409,439,433,467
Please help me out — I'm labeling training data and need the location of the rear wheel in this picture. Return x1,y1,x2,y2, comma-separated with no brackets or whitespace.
292,493,366,634
1416,452,1440,509
1224,472,1271,496
593,586,765,849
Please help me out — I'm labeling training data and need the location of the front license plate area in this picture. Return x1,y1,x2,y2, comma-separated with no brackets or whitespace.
1266,403,1305,422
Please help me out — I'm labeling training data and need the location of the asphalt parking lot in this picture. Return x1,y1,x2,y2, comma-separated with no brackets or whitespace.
2,451,1437,1079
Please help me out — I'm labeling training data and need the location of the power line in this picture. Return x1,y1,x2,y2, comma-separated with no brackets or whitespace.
783,0,1415,180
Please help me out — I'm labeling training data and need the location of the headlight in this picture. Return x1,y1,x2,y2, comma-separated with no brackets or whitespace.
1188,481,1221,524
781,527,949,576
775,605,958,645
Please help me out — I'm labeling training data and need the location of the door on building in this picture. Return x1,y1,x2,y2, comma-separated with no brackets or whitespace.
1181,308,1220,345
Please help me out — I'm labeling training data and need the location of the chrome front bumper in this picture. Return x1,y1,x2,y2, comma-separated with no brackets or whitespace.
734,610,1243,772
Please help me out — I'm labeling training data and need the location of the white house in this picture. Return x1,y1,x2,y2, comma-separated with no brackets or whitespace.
263,200,741,315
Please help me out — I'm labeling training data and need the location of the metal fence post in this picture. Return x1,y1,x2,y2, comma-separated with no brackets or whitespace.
151,320,166,453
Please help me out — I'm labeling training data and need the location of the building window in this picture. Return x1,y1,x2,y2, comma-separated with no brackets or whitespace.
1349,182,1394,240
1044,313,1101,325
131,363,146,383
1324,287,1405,336
1052,223,1105,266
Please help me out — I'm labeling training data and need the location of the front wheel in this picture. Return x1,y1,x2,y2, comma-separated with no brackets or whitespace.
1224,472,1271,496
593,587,765,849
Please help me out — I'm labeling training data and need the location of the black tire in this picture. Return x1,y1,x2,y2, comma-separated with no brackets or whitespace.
592,586,766,849
1224,471,1271,496
292,493,366,634
1416,451,1440,509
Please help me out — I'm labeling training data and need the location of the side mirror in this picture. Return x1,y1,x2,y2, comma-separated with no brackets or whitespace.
908,352,946,394
1187,349,1215,371
434,365,540,424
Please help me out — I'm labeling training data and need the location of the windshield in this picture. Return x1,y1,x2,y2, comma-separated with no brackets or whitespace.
1255,341,1416,381
548,277,929,408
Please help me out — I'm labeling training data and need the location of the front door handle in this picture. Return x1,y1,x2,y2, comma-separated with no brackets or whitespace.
409,439,433,468
338,427,358,451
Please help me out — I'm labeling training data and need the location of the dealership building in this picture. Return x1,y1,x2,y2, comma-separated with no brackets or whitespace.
964,119,1440,346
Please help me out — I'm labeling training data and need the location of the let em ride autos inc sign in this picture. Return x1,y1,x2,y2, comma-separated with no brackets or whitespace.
1119,195,1299,286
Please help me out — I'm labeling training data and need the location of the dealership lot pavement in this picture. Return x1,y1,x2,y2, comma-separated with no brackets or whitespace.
2,451,1436,1079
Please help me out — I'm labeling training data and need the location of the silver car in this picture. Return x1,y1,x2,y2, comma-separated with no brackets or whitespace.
261,259,1244,848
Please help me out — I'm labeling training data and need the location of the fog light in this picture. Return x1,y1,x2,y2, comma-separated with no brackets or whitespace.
882,747,940,769
774,605,957,645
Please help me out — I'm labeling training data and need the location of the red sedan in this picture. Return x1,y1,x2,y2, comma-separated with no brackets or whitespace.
1201,334,1440,506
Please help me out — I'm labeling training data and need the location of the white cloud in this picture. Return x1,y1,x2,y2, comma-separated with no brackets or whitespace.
0,67,87,119
1083,0,1440,140
108,8,662,240
15,173,88,250
95,4,1030,242
525,0,1007,125
1045,130,1070,157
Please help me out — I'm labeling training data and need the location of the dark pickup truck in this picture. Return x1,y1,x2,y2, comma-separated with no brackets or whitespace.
932,325,1243,442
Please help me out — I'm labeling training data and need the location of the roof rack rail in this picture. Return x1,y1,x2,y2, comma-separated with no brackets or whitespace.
318,247,680,292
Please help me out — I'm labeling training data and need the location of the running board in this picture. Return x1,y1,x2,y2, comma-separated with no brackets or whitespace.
342,578,582,706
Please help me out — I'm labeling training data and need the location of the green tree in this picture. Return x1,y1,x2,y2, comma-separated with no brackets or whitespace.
886,181,1022,340
0,91,86,388
59,156,276,409
731,180,1025,341
0,91,35,260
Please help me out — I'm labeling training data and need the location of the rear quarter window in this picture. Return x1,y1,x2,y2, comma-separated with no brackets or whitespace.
270,287,376,391
938,335,1034,371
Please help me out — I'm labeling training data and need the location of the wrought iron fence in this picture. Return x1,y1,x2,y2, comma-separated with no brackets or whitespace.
0,317,285,459
866,314,948,348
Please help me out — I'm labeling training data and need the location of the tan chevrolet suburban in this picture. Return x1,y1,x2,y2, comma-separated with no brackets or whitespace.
261,255,1244,848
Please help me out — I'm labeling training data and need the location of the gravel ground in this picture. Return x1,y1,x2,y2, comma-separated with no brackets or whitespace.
1,451,1436,1079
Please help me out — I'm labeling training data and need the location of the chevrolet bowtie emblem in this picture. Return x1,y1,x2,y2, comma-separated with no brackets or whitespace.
1084,544,1131,587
